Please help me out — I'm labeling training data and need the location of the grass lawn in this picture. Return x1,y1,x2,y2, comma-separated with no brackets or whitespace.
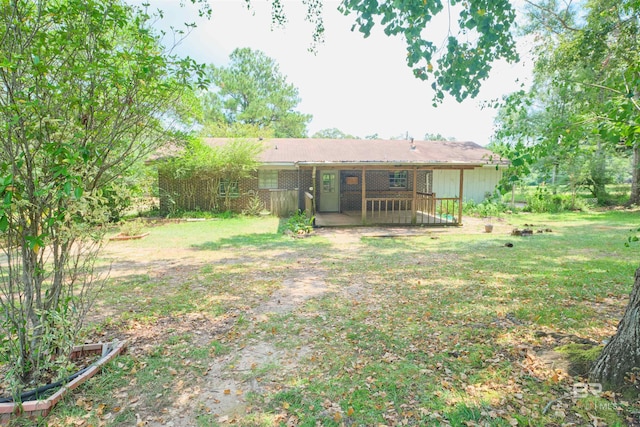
25,210,640,426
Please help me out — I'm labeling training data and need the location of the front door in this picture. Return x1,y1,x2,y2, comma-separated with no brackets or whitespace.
319,171,340,212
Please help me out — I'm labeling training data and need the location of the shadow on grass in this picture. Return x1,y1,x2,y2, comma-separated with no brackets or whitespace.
66,213,640,426
191,232,286,251
360,235,426,250
191,217,331,252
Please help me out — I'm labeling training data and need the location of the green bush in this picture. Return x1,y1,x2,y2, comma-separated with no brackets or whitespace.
165,210,236,219
282,210,314,234
463,196,507,219
119,218,146,236
524,186,587,213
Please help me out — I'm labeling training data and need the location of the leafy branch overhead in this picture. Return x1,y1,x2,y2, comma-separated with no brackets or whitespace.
344,0,519,103
249,0,519,104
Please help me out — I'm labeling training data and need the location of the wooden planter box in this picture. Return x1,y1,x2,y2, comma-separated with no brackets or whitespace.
108,232,149,241
0,340,127,423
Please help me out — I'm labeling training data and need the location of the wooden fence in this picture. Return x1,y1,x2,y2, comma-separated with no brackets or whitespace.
270,189,299,217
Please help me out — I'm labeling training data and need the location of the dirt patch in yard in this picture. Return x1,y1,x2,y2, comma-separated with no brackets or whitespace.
190,268,330,425
70,216,560,426
91,241,333,426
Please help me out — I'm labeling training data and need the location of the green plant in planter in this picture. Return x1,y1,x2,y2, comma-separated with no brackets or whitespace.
477,201,501,224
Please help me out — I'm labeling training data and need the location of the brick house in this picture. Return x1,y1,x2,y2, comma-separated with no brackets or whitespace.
158,138,508,226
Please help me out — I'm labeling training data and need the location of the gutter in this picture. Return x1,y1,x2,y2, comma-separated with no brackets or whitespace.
293,161,506,168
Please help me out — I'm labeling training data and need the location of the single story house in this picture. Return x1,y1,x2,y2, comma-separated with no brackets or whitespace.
158,138,508,226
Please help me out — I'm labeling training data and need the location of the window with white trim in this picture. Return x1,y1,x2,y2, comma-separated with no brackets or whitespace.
258,170,278,189
389,171,408,189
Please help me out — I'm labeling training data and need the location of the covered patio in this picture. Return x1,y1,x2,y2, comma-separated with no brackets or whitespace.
305,165,468,227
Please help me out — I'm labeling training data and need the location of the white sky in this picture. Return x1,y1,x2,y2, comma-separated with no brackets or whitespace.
147,1,533,145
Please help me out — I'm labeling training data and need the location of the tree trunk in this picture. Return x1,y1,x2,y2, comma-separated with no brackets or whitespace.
590,266,640,388
630,142,640,206
590,141,608,203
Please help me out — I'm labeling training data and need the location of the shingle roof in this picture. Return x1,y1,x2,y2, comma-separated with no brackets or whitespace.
203,138,506,166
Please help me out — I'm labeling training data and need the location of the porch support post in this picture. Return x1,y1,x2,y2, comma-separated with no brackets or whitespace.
361,167,367,224
411,167,417,224
312,166,317,214
458,168,464,225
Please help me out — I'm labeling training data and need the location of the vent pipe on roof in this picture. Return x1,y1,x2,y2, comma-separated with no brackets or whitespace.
410,138,416,151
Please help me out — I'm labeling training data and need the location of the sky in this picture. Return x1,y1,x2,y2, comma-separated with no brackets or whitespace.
147,1,533,145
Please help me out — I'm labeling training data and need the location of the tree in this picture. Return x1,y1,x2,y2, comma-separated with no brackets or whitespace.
493,0,639,205
424,133,456,141
200,48,311,138
0,0,203,392
341,0,519,104
242,1,519,104
311,128,357,139
492,82,617,204
590,267,640,388
160,138,263,212
494,0,640,389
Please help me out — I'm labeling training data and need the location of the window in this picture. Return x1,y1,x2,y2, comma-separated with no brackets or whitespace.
218,180,239,197
322,172,336,193
258,170,278,189
389,171,408,189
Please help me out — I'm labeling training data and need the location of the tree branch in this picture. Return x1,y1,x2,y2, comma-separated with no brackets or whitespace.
523,0,580,33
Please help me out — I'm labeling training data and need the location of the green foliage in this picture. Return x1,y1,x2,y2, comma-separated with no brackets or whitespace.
101,183,134,223
464,195,506,221
625,227,640,247
311,128,357,139
200,47,311,137
242,191,266,216
166,210,236,219
339,0,519,104
475,201,502,220
119,219,146,237
252,1,520,103
524,186,587,213
160,138,263,212
494,0,640,204
282,210,314,234
424,132,456,141
165,138,262,180
0,0,204,391
555,343,603,376
0,303,77,395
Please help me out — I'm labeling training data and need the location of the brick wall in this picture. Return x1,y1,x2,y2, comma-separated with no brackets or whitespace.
158,167,433,215
158,168,311,215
